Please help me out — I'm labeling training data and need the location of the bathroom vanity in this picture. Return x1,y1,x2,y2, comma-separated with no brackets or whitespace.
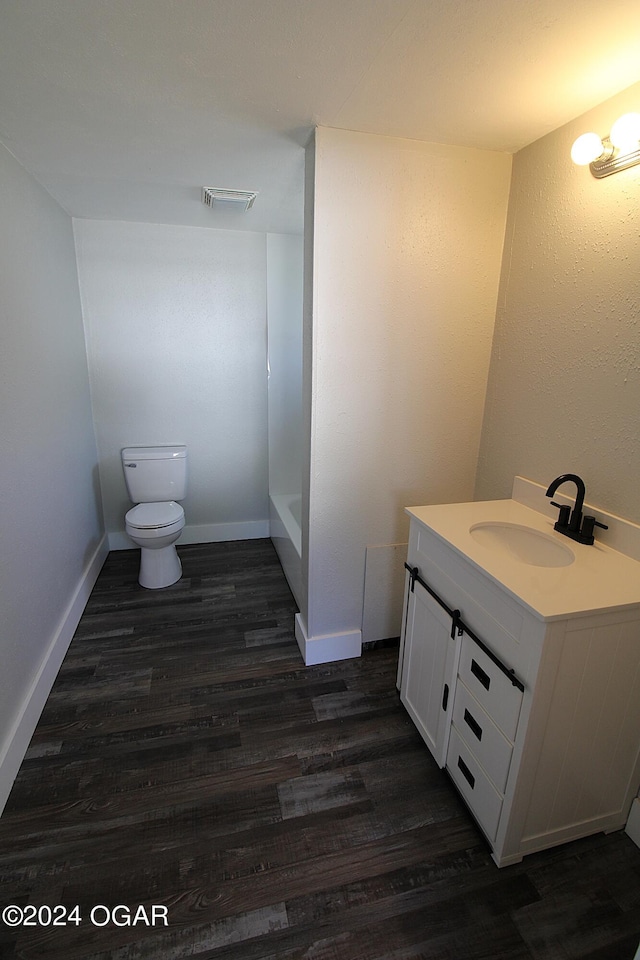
398,477,640,867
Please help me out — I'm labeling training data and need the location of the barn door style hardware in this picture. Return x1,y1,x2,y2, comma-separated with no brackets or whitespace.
404,564,524,692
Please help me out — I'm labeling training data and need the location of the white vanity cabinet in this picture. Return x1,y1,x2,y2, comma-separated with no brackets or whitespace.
398,498,640,867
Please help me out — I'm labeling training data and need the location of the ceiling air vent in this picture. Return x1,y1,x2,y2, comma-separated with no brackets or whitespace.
201,187,258,212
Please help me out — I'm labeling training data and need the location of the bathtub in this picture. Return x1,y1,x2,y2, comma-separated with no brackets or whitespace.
270,493,302,608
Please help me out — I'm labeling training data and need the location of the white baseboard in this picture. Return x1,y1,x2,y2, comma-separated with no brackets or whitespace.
0,535,109,816
294,613,361,665
108,519,270,551
626,797,640,849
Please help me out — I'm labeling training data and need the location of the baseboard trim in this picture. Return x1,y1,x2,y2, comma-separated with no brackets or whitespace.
294,614,361,665
625,797,640,849
0,535,109,816
108,520,270,551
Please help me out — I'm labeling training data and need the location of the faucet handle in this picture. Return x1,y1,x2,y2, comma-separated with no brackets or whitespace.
580,515,609,543
550,501,571,529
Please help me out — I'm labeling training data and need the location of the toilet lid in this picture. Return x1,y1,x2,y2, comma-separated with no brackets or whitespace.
125,501,184,529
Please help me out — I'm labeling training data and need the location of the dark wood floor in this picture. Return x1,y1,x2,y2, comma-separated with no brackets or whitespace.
1,540,640,960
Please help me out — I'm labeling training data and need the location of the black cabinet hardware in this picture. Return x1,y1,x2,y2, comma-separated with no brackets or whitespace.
457,755,475,789
464,708,483,741
404,563,525,693
404,563,462,638
471,658,491,690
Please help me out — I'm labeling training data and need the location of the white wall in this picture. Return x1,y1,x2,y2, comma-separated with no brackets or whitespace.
476,79,640,524
299,127,511,660
74,219,270,547
0,144,105,812
266,232,304,498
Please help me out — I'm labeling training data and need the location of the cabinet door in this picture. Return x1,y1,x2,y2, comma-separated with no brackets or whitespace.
399,580,457,767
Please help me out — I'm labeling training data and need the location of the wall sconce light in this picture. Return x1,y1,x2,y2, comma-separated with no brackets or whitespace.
571,112,640,178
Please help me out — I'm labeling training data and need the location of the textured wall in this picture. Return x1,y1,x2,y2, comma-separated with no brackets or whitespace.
476,80,640,523
74,219,269,544
0,144,103,781
305,127,512,642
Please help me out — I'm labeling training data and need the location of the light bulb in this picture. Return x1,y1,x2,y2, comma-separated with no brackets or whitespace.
609,112,640,152
570,132,604,166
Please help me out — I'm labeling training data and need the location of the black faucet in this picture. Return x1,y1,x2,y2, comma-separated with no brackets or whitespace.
545,474,608,545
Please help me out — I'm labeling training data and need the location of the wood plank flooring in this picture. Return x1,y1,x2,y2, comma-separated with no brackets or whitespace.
1,539,640,959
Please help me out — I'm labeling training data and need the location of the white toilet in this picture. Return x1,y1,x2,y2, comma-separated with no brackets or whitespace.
121,445,188,589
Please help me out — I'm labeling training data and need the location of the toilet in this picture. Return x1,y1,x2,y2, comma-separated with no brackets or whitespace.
121,445,187,589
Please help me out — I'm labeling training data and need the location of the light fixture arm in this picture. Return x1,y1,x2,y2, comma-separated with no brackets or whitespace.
589,139,640,178
571,112,640,178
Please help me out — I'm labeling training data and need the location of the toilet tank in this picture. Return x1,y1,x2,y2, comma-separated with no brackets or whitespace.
121,446,187,503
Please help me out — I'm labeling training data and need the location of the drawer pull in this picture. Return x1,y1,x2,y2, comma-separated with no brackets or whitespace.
464,708,483,741
471,658,491,691
457,755,475,789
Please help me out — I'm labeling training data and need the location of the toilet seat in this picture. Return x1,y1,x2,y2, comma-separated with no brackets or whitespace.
125,501,184,530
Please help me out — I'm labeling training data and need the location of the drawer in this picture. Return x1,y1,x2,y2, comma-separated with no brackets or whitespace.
451,679,514,794
446,726,503,843
458,636,523,740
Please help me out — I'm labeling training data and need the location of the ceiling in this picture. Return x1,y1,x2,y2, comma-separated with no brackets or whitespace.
2,0,640,235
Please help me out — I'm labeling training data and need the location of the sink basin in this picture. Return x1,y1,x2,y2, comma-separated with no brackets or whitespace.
469,522,575,568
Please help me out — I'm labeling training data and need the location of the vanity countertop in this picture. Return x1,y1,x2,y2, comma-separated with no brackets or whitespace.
406,497,640,621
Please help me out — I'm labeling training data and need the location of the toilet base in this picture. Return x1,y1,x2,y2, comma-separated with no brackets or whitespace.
138,543,182,589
